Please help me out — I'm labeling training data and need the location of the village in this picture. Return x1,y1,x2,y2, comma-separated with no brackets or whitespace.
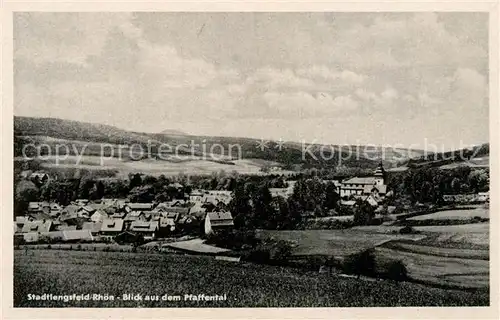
14,185,236,246
14,161,489,249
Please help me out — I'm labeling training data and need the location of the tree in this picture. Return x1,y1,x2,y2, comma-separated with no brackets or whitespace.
252,184,275,228
77,175,95,199
128,185,154,203
90,181,105,200
468,169,489,193
451,177,461,194
324,182,340,210
353,199,375,225
344,249,376,279
14,180,39,217
143,175,158,185
128,173,143,189
229,182,253,229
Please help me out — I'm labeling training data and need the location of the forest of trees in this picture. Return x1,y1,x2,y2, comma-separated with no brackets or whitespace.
388,166,489,205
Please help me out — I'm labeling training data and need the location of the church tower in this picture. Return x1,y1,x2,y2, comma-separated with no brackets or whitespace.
374,162,386,185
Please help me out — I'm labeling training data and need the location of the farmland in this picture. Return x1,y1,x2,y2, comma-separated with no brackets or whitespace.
408,207,489,221
17,155,282,178
255,229,425,257
256,225,489,290
374,246,489,289
14,250,488,307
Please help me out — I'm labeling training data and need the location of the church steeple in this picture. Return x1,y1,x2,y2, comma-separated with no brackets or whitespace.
374,162,385,185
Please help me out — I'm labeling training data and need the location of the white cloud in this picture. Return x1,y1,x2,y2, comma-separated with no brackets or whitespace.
14,13,489,146
263,91,359,118
247,68,314,89
296,66,366,84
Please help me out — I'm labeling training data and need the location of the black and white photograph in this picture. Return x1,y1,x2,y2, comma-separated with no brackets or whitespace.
3,3,498,315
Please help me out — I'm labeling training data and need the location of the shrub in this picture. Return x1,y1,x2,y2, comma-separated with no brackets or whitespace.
269,240,292,261
76,244,82,251
47,244,51,250
399,226,416,234
343,249,376,278
243,240,293,265
383,260,409,281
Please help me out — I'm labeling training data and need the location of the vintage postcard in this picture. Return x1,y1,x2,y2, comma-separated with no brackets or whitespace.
1,1,499,319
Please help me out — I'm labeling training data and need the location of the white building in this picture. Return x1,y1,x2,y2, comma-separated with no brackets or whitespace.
340,163,387,198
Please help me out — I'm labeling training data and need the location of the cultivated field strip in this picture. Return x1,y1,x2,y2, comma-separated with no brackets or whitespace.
374,247,489,289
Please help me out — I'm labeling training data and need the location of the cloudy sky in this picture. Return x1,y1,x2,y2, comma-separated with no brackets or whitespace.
14,12,488,149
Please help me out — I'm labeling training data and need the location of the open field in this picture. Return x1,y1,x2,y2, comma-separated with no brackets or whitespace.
164,239,231,254
352,222,489,247
374,247,489,289
14,250,488,307
26,155,281,178
408,207,489,221
440,156,489,169
381,241,489,260
255,229,425,258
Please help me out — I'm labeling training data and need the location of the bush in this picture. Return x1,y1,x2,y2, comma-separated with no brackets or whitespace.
383,260,409,281
399,226,416,234
343,249,376,278
76,244,82,251
205,229,259,250
243,240,293,265
47,244,51,250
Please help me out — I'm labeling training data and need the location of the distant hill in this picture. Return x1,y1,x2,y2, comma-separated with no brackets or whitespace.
403,143,490,170
14,116,436,173
159,129,188,136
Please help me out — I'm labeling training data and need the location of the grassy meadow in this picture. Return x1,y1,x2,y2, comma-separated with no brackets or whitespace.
14,250,488,307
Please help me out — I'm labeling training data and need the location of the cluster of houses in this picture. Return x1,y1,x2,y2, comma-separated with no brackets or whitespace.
14,190,235,244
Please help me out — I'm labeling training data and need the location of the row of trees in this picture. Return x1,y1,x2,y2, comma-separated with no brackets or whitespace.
388,166,489,205
229,177,341,230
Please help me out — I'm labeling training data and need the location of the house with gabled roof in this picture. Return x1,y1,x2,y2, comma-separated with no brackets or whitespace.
127,203,154,211
21,220,53,234
340,162,388,198
60,230,94,242
60,204,80,216
73,199,90,206
90,210,109,223
110,211,127,219
155,201,183,210
204,211,234,235
27,202,50,214
55,224,77,231
130,220,159,240
100,219,124,236
159,217,176,234
82,222,103,236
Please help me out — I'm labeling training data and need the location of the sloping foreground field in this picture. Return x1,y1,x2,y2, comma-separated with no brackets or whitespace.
14,250,487,307
374,247,489,289
256,229,425,257
382,241,489,260
351,223,489,247
408,208,489,221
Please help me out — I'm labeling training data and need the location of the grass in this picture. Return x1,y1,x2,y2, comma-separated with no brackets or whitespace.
408,208,489,221
14,250,488,307
352,222,489,248
256,229,425,258
381,241,489,260
374,247,489,289
34,155,272,178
